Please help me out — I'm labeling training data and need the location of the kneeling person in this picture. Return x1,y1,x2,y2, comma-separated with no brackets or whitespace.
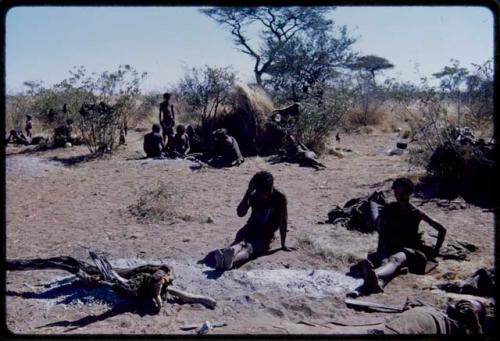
214,171,289,270
143,124,165,158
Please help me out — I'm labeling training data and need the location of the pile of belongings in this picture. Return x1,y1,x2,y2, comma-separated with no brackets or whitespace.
435,268,494,297
326,191,386,233
427,126,495,206
438,238,477,261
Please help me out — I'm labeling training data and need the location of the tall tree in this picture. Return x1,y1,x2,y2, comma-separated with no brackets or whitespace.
350,54,394,81
200,7,334,86
265,26,357,101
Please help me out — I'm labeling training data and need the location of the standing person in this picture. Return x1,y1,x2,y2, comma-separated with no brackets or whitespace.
159,92,175,145
25,114,33,138
143,124,165,158
212,171,290,271
348,177,446,297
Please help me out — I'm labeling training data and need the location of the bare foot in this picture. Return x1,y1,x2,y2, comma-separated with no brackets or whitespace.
214,250,224,270
223,247,235,270
362,259,384,294
346,289,360,298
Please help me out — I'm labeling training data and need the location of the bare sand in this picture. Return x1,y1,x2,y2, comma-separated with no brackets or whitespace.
5,130,495,335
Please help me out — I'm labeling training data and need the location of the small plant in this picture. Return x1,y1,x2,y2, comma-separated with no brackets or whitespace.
128,184,179,224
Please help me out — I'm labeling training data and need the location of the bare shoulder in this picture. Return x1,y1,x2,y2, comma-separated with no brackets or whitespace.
410,203,426,218
273,188,287,203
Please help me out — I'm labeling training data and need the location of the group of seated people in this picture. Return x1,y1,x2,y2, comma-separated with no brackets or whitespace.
143,123,244,168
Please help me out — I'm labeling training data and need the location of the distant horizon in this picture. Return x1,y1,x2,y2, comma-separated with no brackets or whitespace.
5,6,494,94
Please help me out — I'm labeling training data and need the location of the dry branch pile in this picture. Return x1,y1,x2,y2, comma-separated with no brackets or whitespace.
6,251,216,311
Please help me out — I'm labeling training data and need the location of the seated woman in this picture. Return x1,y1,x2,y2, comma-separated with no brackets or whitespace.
208,128,244,168
213,171,290,271
349,177,446,297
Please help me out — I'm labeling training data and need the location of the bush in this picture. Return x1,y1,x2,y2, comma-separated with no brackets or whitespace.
5,94,32,131
285,84,352,154
23,65,147,154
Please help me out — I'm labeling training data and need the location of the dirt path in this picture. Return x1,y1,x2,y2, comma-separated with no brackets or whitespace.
5,130,495,335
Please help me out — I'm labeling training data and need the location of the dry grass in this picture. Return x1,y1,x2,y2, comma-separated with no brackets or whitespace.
295,225,377,271
128,183,208,224
346,108,386,128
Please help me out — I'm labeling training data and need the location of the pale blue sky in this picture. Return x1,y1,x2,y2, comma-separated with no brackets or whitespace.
5,6,494,93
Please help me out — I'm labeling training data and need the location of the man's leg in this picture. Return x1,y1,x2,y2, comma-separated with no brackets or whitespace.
222,242,252,270
363,251,407,293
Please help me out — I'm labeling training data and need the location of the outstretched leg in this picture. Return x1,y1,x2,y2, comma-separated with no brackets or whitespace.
223,242,253,270
348,251,408,297
364,252,408,293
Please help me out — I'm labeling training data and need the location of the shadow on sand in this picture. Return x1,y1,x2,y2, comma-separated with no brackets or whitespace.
6,278,159,332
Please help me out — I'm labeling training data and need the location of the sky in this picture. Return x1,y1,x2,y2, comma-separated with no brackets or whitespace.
5,6,494,93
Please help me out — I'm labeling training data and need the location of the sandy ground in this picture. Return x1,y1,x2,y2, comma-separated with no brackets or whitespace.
5,129,495,335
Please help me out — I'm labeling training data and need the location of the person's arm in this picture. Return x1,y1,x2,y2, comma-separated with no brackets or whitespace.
184,136,190,155
160,138,166,153
171,105,175,124
237,182,254,217
279,195,290,250
159,105,163,124
376,209,389,253
419,210,446,256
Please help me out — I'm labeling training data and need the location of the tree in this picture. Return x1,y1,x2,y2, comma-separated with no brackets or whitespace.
177,65,236,123
462,60,493,128
348,55,395,126
349,54,394,81
265,26,357,102
200,7,333,86
432,59,469,126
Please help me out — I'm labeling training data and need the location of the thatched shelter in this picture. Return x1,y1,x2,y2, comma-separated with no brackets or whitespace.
199,84,280,156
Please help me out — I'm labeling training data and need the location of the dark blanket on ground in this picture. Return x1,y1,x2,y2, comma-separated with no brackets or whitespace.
438,238,477,261
326,191,386,233
436,268,495,297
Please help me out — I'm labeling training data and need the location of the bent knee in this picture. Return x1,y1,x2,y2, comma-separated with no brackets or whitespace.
388,252,407,264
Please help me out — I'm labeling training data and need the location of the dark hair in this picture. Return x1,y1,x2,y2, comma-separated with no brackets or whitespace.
450,300,486,335
213,128,228,139
66,118,73,125
392,177,414,194
163,92,171,99
251,171,274,193
152,123,161,133
176,124,186,134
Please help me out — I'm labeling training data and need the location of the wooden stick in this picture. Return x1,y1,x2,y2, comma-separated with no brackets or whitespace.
166,287,217,309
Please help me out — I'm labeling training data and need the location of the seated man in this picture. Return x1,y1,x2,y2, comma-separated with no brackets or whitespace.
370,299,486,335
170,124,190,157
213,171,290,270
209,128,244,167
349,178,446,297
284,135,326,170
143,123,165,158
